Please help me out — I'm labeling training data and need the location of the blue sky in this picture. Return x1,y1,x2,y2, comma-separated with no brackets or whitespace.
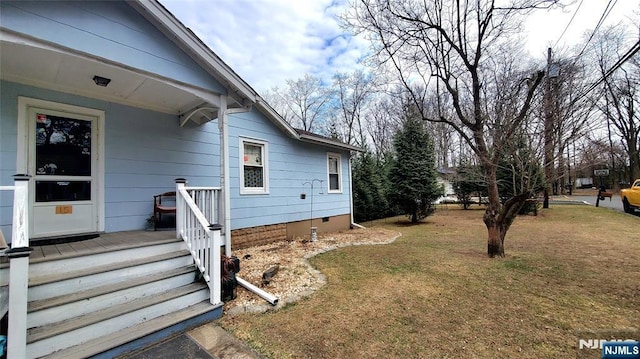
160,0,639,94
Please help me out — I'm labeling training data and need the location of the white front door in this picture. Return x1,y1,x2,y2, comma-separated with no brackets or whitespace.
21,100,103,238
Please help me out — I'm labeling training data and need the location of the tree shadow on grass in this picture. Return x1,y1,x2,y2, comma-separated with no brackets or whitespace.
392,219,435,227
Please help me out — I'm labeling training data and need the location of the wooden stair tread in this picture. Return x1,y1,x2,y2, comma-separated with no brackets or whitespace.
28,265,197,312
7,233,222,357
42,301,221,359
28,282,207,343
29,250,191,287
0,237,180,269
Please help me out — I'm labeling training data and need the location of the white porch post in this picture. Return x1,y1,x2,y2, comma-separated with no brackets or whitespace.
218,96,232,256
7,174,32,359
209,224,222,305
175,178,187,239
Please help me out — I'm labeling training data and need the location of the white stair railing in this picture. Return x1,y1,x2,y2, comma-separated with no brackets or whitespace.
0,174,33,359
175,179,222,305
184,186,221,226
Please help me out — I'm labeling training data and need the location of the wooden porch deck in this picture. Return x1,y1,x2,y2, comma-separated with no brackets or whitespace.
1,230,177,266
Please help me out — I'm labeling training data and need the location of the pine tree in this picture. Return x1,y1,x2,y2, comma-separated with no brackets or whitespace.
389,113,442,223
352,150,392,222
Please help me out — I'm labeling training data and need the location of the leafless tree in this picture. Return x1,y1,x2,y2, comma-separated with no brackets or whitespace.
365,98,399,160
264,74,332,132
531,53,599,196
262,85,295,123
331,70,379,147
421,92,461,168
345,0,560,257
592,26,640,183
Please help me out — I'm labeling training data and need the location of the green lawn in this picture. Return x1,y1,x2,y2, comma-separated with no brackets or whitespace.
220,206,640,358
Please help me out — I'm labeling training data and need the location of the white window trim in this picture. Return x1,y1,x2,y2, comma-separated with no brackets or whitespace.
327,152,342,194
239,137,269,195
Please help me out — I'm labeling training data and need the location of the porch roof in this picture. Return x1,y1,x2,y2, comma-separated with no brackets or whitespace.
0,0,360,152
133,1,361,152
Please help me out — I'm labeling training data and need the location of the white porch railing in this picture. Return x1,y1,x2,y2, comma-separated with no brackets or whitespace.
1,174,32,359
175,179,222,305
184,185,222,226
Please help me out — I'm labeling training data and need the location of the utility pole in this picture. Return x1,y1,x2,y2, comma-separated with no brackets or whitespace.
543,48,554,209
567,144,572,195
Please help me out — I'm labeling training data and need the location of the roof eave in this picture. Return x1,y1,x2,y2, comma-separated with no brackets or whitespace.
130,0,258,103
254,99,299,139
129,1,361,153
298,134,363,152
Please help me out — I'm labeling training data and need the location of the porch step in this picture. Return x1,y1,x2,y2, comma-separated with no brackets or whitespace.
43,301,221,359
28,283,206,343
0,238,185,286
28,265,196,312
29,249,191,287
27,240,187,278
18,235,222,359
27,251,195,302
27,266,198,328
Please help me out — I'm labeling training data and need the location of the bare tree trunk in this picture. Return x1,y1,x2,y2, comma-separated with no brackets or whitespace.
483,162,504,257
557,143,566,195
629,139,640,182
482,160,529,257
485,207,505,257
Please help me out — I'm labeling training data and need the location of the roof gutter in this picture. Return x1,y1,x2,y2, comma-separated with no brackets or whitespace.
297,133,363,152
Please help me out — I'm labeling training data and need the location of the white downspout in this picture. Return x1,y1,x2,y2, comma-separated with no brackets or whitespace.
220,100,278,305
217,97,230,256
218,97,231,256
348,151,365,229
218,96,252,256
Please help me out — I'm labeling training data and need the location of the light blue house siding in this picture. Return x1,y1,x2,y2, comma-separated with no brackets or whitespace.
227,109,352,229
0,82,352,237
1,0,355,243
0,80,220,236
0,1,225,94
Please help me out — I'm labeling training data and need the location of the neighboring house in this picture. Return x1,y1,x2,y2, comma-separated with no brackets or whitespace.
0,1,359,357
434,167,457,204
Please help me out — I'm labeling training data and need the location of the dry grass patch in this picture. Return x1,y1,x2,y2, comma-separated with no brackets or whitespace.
220,206,640,358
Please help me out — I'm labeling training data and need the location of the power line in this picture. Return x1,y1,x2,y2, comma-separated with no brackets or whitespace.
569,39,640,107
553,0,584,49
573,0,618,61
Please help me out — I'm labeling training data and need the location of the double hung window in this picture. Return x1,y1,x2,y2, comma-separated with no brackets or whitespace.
327,153,342,193
240,138,269,194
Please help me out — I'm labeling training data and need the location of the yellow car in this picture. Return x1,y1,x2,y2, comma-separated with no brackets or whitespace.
621,179,640,214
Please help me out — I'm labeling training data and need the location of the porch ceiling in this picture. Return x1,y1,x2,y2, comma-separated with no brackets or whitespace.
0,38,220,120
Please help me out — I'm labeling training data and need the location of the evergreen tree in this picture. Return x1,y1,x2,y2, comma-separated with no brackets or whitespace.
452,164,487,209
389,113,442,223
352,150,395,222
352,151,378,221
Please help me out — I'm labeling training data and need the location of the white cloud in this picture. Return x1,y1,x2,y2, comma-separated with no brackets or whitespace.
161,0,369,93
160,0,638,93
523,0,639,59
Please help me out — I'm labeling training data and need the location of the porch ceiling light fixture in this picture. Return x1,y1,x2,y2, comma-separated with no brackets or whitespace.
92,75,111,87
